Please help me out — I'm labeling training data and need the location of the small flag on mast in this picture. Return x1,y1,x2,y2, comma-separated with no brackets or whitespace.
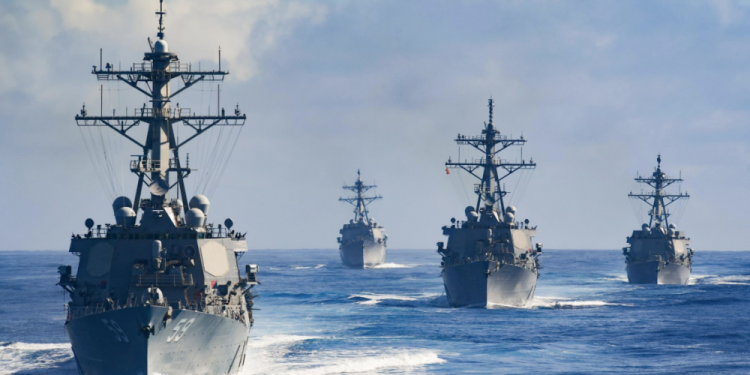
445,167,450,175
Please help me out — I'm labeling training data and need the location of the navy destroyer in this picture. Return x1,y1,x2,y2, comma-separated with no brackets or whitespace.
57,2,259,374
624,155,693,284
337,171,387,268
437,99,542,307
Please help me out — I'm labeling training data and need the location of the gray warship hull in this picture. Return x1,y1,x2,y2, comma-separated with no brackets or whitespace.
442,261,537,307
66,306,249,375
626,261,690,285
340,240,385,268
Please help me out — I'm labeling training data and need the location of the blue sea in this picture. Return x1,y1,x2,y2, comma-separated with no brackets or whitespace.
1,249,749,374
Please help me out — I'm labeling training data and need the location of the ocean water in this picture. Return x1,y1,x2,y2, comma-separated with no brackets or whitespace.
1,249,749,374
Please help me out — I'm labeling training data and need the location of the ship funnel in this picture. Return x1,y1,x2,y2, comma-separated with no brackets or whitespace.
115,207,136,227
186,208,205,228
189,195,210,216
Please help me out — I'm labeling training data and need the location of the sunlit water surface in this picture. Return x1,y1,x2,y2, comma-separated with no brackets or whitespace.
1,249,749,374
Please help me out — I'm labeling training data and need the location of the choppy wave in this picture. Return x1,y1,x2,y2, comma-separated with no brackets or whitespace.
600,275,629,283
241,335,444,375
691,274,750,286
0,342,75,375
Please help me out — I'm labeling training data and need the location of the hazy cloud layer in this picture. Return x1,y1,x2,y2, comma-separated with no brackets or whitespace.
1,0,749,251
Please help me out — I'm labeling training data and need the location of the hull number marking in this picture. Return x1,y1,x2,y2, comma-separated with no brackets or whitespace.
167,318,195,343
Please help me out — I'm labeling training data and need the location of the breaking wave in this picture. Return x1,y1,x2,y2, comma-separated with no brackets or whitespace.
241,335,444,375
486,296,628,310
368,263,415,269
348,293,444,307
691,275,750,286
0,342,75,375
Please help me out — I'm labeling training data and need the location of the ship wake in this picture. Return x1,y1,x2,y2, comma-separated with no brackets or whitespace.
241,334,444,375
0,342,76,375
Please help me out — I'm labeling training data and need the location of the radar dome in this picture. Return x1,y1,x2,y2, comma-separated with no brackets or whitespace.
85,218,95,229
504,212,515,223
115,207,136,227
669,223,676,229
154,39,169,53
186,208,205,228
506,206,517,214
224,218,234,230
189,195,210,216
112,196,133,213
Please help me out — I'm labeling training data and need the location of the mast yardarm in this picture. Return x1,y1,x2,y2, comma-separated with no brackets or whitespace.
629,155,689,227
75,0,246,216
339,170,382,222
446,98,535,218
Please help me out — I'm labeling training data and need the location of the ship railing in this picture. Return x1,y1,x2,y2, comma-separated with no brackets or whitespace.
132,274,194,287
128,107,193,118
455,134,524,142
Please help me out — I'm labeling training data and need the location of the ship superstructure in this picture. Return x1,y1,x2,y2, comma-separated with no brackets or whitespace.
437,99,542,307
337,171,387,268
624,155,693,284
57,2,259,374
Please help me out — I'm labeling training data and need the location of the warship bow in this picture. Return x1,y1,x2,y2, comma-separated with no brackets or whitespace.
57,2,259,374
437,99,542,307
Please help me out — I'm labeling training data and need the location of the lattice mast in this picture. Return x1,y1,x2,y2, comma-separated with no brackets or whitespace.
446,98,535,216
75,0,245,216
339,170,382,222
629,155,689,227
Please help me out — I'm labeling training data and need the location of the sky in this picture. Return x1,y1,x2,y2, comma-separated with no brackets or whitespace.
1,0,749,251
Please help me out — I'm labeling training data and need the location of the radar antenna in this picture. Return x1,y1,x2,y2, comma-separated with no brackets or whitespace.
156,0,166,39
445,98,535,220
339,170,382,222
628,155,689,227
76,0,246,216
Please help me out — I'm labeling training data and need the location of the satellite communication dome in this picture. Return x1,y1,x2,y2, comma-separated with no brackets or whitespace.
186,208,205,228
224,218,234,230
189,195,210,216
154,39,169,53
506,206,517,214
112,196,133,213
669,223,676,229
115,207,136,227
642,224,649,230
85,218,95,229
504,212,515,223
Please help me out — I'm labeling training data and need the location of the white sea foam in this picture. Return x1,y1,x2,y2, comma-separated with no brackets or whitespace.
291,266,311,269
490,296,628,309
347,293,443,307
241,335,444,375
0,342,75,375
348,293,418,305
692,274,750,286
315,264,326,269
368,263,415,269
600,275,629,283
